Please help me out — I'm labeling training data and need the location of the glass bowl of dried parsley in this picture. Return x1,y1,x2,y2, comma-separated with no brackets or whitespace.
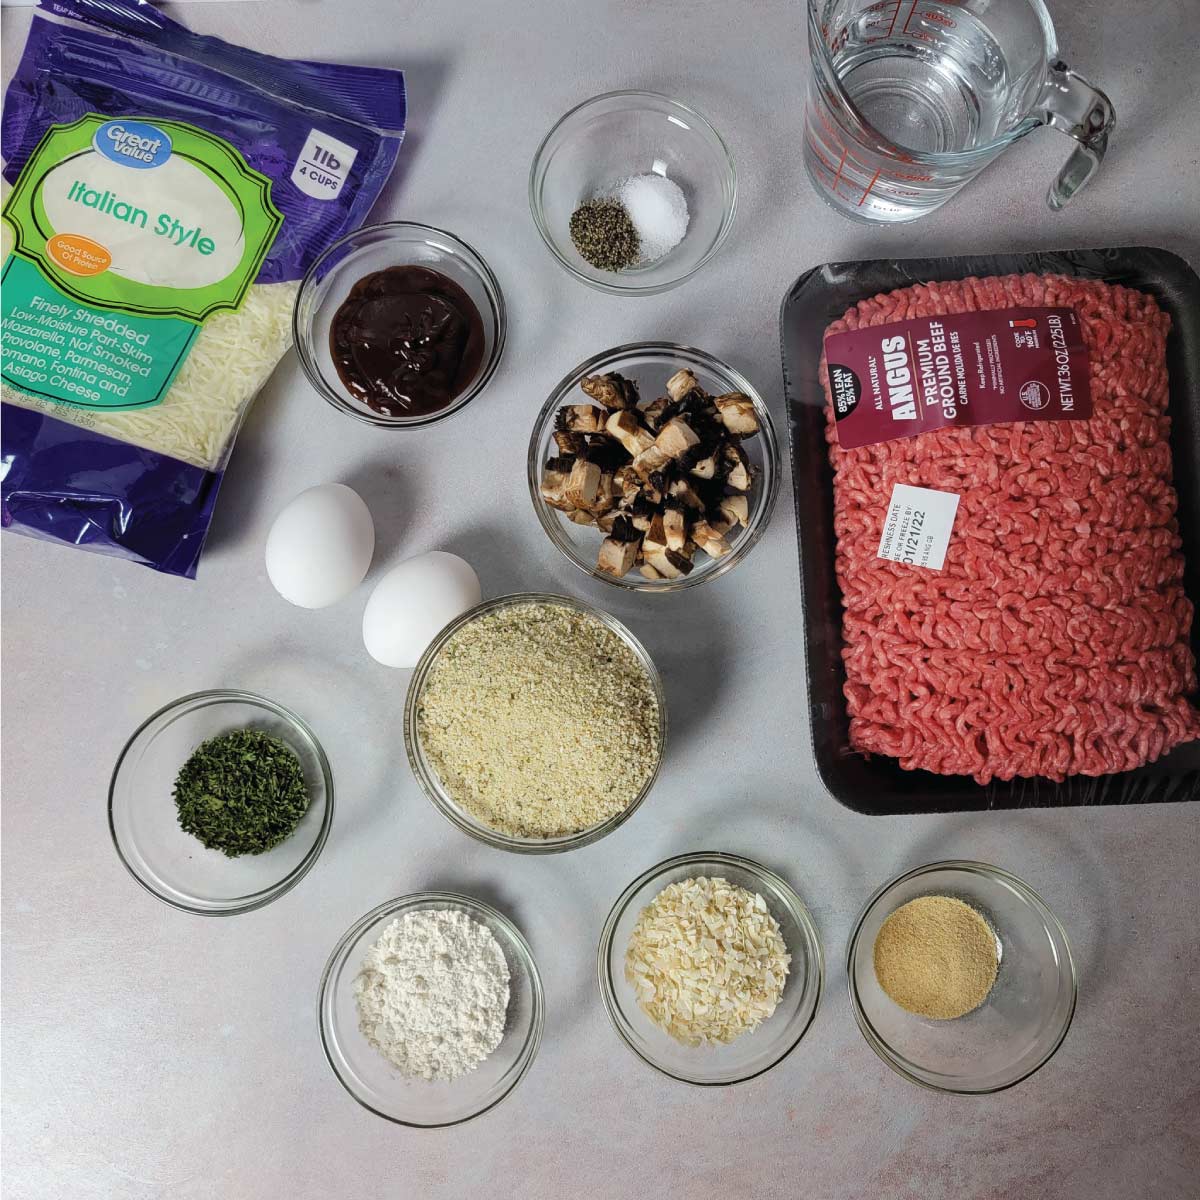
109,690,333,915
847,860,1077,1093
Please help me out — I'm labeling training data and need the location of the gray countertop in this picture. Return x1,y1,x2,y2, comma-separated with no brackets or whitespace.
2,2,1198,1197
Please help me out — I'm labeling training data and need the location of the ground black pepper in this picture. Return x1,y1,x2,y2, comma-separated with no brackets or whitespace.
568,199,640,272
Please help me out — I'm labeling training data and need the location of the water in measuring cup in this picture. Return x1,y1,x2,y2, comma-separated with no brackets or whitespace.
807,0,1044,221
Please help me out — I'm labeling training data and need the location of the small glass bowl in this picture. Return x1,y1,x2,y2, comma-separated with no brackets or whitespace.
109,690,333,915
847,860,1077,1094
528,343,780,590
293,221,506,427
404,593,667,853
318,892,544,1127
598,852,824,1085
529,91,737,295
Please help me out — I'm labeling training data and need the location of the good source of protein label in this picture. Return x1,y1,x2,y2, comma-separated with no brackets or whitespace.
825,305,1091,449
820,273,1200,784
0,0,406,577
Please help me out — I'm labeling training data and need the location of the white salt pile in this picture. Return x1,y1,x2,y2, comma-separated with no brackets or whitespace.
605,174,689,264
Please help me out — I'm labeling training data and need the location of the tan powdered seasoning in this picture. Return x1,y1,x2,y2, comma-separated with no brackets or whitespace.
873,894,999,1019
416,602,660,839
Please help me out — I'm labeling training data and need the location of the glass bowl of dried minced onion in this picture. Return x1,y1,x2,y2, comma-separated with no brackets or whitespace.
597,852,823,1085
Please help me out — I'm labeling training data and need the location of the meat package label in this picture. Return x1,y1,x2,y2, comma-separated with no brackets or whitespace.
825,306,1092,449
878,484,959,571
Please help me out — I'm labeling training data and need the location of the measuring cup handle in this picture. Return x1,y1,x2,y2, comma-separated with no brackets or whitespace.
1039,61,1115,211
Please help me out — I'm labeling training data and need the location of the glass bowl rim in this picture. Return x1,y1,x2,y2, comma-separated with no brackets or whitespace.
107,688,335,916
526,341,780,591
292,219,508,429
403,592,667,853
596,850,825,1086
845,858,1079,1095
317,890,545,1128
527,89,738,296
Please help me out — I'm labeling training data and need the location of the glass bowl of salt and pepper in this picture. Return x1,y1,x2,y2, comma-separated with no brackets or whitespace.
529,91,737,295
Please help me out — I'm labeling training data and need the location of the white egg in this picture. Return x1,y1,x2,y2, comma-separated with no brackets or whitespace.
265,483,375,609
362,551,481,668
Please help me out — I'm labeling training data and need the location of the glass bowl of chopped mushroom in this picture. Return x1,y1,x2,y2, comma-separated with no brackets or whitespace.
108,690,334,915
405,593,667,852
528,344,780,589
598,852,824,1085
847,860,1077,1093
529,91,737,295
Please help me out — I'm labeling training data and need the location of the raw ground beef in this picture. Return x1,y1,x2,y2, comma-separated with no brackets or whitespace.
822,273,1200,784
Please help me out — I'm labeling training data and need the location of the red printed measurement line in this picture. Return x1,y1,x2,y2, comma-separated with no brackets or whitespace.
902,0,920,32
832,145,849,191
858,167,883,206
885,0,902,37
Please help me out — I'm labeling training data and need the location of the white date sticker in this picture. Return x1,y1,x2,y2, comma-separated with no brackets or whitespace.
878,483,960,571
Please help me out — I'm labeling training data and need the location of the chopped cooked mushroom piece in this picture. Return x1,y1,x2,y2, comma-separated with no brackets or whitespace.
668,477,704,510
708,513,735,537
563,404,605,433
598,536,640,577
646,547,694,578
689,451,718,480
606,409,656,457
692,520,732,557
632,444,672,480
541,462,574,511
639,563,662,581
582,372,639,410
597,510,619,533
666,368,701,402
554,429,586,455
713,393,759,436
655,416,701,460
723,441,752,491
569,509,597,526
643,512,668,553
662,505,687,552
641,396,671,430
565,457,601,508
613,463,641,498
719,493,750,527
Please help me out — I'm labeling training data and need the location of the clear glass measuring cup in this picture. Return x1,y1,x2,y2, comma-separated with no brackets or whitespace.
803,0,1115,223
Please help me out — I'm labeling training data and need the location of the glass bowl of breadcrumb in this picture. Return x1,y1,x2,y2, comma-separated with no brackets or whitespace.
598,852,824,1085
404,593,666,853
847,860,1077,1094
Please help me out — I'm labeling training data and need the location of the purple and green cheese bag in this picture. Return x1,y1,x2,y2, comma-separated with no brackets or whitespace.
1,0,405,576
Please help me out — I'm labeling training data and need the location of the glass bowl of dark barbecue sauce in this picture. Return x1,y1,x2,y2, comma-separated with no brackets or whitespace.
294,222,506,427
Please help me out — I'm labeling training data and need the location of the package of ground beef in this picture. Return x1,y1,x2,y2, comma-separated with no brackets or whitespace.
818,272,1200,785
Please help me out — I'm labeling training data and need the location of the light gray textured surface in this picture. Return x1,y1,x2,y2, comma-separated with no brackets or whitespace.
2,2,1199,1197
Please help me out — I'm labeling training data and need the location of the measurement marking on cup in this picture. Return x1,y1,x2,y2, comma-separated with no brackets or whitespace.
901,0,920,33
832,146,849,192
858,168,883,206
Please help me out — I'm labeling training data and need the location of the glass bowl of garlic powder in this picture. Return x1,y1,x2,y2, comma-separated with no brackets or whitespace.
319,892,544,1127
847,860,1077,1093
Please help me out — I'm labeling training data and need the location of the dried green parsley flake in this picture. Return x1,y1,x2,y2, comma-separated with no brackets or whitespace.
173,728,310,857
569,199,640,272
416,603,660,839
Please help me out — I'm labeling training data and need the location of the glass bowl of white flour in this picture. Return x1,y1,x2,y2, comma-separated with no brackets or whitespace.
319,892,544,1126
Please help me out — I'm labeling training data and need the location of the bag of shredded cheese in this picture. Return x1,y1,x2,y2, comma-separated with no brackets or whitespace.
1,0,405,576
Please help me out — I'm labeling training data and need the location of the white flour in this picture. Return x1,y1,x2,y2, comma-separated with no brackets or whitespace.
354,910,510,1082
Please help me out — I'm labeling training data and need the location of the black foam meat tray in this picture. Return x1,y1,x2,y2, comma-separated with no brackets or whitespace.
781,247,1200,813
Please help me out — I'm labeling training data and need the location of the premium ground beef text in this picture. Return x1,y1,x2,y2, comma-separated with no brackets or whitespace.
822,273,1200,783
